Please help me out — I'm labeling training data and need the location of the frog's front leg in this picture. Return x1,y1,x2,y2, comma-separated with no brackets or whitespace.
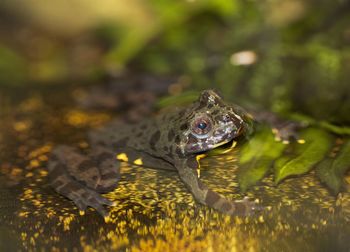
48,145,120,216
175,157,258,216
176,158,258,216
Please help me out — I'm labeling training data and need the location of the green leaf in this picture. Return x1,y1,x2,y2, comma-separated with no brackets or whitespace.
318,121,350,136
290,113,350,135
274,128,334,184
316,139,350,194
237,127,286,192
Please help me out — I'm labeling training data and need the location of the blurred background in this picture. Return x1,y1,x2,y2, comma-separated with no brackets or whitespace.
0,0,349,121
0,2,350,251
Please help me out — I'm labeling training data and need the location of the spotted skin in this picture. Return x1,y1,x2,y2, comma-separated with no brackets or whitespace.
49,90,265,217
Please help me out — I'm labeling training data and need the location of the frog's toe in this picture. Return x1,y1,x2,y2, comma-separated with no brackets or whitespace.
79,190,114,217
239,197,263,216
96,195,115,206
73,198,87,212
251,203,265,213
85,197,108,217
272,122,303,143
67,186,114,217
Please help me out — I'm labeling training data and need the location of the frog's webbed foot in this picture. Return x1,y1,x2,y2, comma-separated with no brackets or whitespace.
60,179,114,216
272,121,304,144
252,110,306,143
234,197,264,216
175,158,261,216
48,145,120,217
205,188,261,216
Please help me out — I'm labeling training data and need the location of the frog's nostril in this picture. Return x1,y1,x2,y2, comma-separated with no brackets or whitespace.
223,114,231,122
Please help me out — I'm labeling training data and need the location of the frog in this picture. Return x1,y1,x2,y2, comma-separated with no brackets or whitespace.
48,90,298,217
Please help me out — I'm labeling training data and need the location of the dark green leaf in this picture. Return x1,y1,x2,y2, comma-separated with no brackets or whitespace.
237,127,286,192
290,113,350,135
316,139,350,194
318,121,350,136
274,128,333,184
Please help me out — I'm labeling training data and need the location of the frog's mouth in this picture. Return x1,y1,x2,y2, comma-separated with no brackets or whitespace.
211,123,245,148
185,118,248,154
187,136,238,156
210,138,232,149
211,138,235,149
185,126,243,154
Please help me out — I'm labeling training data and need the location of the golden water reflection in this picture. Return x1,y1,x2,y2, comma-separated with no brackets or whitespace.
2,146,348,251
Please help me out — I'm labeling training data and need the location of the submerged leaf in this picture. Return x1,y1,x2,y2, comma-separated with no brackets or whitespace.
316,139,350,194
274,128,333,184
237,127,286,192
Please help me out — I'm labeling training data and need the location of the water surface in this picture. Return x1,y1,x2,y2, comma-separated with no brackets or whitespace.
0,88,349,251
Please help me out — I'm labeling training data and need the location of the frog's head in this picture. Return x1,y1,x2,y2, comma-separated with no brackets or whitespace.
179,90,251,154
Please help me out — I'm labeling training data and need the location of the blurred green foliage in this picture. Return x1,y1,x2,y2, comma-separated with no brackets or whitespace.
0,45,26,85
135,0,350,124
0,0,349,124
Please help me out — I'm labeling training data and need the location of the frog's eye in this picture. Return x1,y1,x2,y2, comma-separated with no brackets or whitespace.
191,115,212,138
